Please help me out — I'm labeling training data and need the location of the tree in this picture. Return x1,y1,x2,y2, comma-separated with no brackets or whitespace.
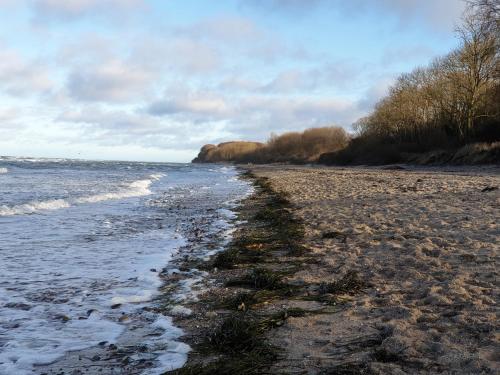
454,4,498,139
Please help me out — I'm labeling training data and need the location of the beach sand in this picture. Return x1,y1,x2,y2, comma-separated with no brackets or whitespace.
247,165,499,374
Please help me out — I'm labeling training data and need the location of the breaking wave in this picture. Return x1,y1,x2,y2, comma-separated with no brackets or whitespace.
0,199,71,216
0,167,8,174
0,173,165,216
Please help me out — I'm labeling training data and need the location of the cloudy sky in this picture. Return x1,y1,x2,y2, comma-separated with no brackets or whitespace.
1,0,466,162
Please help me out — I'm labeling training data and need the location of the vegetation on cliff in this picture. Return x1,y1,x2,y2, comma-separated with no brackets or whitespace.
192,142,265,163
192,127,349,164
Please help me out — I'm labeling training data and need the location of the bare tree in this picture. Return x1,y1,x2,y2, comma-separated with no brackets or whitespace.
356,0,499,148
455,4,498,139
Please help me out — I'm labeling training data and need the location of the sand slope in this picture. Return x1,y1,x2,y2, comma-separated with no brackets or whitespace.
251,165,499,374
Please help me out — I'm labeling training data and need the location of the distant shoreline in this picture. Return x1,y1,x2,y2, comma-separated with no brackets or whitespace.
192,140,500,167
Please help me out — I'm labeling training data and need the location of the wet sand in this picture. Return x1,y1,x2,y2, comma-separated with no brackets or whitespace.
35,188,243,375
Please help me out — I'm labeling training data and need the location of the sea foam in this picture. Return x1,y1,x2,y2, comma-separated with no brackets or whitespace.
0,162,251,375
75,174,163,204
0,173,165,216
0,198,71,216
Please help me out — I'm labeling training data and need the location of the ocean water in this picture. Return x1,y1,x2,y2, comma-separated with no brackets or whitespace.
0,157,251,374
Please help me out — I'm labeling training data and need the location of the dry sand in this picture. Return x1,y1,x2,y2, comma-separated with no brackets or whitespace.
249,165,499,374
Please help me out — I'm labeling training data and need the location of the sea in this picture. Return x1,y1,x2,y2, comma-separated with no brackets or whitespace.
0,157,252,375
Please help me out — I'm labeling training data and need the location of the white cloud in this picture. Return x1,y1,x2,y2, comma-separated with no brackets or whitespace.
66,59,154,103
58,107,162,133
56,105,232,151
381,45,437,66
0,0,17,7
179,15,263,44
0,46,53,96
243,0,466,32
218,76,262,92
377,0,465,31
0,107,20,123
56,34,118,66
259,62,362,93
147,89,360,142
356,77,395,113
239,0,325,14
235,95,358,130
31,0,144,21
53,86,360,151
261,70,315,92
148,94,230,117
164,37,222,73
173,15,302,65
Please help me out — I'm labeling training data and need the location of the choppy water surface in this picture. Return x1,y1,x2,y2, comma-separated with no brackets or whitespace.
0,157,251,374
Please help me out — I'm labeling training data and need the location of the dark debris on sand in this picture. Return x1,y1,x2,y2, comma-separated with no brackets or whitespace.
164,170,368,375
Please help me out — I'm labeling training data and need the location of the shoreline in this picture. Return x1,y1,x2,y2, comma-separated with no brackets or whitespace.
165,169,313,374
33,164,499,374
32,166,250,375
169,165,499,374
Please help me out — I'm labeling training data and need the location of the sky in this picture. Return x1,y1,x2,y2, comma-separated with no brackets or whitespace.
0,0,467,162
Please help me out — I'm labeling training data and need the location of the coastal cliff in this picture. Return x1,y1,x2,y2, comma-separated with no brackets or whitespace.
192,127,350,164
192,141,264,163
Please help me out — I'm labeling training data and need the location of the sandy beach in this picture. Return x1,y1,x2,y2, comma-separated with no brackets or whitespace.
172,165,499,374
252,165,499,374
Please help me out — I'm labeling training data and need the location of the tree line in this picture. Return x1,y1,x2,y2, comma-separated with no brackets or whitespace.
323,0,499,164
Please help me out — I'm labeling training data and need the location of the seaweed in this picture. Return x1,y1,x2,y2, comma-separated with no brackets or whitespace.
169,169,309,374
318,270,365,296
171,314,278,375
212,247,239,269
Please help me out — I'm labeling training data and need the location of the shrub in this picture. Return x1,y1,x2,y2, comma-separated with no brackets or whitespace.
193,126,349,164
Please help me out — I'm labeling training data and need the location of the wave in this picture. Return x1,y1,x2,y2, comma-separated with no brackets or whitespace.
0,167,8,174
0,156,73,163
0,173,165,217
0,199,71,216
75,174,164,204
110,291,155,305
